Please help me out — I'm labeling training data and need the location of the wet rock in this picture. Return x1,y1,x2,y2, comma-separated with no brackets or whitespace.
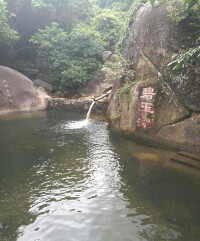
0,66,48,115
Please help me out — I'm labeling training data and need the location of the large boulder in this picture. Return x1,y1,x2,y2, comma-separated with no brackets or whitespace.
107,2,200,154
125,2,200,111
108,78,189,136
0,66,48,115
107,77,200,153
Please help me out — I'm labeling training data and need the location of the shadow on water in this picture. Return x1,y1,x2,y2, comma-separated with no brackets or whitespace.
0,110,199,241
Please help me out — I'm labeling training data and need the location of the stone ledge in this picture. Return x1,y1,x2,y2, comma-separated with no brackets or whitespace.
46,97,109,114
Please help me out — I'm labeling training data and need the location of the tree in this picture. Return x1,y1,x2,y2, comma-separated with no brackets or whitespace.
116,0,147,52
92,8,123,50
149,0,200,70
0,0,19,45
30,22,103,88
31,0,92,32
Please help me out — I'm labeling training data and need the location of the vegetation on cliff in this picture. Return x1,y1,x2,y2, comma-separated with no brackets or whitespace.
0,0,199,89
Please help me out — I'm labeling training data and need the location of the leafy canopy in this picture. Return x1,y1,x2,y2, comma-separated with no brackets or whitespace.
30,22,103,88
0,0,19,45
92,8,123,50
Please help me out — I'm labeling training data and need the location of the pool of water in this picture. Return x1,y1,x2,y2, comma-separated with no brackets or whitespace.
0,110,199,241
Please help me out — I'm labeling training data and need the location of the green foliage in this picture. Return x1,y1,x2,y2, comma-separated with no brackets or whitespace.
0,0,19,45
31,0,92,31
30,22,103,88
96,0,134,10
168,45,200,70
112,0,136,11
117,80,136,102
102,53,136,102
116,0,148,52
149,0,156,7
103,53,134,83
92,8,123,50
169,0,200,23
112,112,121,119
162,0,200,70
147,0,200,71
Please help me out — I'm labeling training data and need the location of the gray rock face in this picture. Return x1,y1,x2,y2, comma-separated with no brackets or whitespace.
108,78,189,136
156,116,200,154
125,2,200,111
107,2,200,154
0,66,48,115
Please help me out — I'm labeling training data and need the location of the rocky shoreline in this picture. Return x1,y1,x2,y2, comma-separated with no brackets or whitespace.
46,97,109,114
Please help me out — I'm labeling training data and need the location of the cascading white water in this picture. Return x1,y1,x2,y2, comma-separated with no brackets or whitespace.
86,91,111,120
65,101,95,129
86,101,96,120
65,91,111,129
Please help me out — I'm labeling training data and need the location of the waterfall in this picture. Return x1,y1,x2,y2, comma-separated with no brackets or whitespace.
86,101,96,120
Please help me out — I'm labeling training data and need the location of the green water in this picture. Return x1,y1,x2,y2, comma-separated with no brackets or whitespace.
0,111,199,241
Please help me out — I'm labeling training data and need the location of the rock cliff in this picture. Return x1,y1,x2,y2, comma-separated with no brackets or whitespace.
107,2,200,154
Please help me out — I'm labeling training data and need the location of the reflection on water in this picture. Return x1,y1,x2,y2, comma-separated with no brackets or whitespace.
0,111,199,241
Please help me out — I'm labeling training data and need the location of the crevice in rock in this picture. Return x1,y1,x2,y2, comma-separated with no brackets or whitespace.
161,114,192,128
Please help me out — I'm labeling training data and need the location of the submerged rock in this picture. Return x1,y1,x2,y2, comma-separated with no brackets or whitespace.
0,66,48,115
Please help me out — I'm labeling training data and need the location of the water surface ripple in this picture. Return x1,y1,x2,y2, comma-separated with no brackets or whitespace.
0,111,199,241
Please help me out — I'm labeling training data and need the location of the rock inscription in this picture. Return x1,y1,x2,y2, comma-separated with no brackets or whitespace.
137,87,156,129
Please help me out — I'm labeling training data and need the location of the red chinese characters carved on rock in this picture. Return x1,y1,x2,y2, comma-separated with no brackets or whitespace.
137,87,156,129
137,117,151,129
139,102,154,114
140,87,156,100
